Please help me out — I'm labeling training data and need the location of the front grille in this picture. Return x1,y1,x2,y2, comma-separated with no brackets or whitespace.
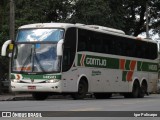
20,80,46,83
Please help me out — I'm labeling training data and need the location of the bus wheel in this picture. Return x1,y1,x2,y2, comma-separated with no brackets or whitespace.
138,82,147,98
124,81,140,98
94,93,112,99
71,80,88,100
32,92,48,100
132,81,140,98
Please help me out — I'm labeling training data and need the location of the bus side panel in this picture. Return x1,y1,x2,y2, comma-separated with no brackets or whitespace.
89,68,113,92
112,69,130,92
148,73,158,93
90,68,129,93
76,67,91,92
61,68,79,92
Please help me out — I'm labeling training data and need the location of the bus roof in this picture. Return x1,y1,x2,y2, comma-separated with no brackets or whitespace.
18,23,74,29
18,23,156,44
19,23,124,34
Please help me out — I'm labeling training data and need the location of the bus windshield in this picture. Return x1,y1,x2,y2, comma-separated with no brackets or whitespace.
12,43,60,73
12,28,64,73
17,29,64,42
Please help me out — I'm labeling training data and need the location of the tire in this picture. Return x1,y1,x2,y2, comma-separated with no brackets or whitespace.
138,82,147,98
131,81,140,98
94,93,112,99
32,92,48,100
124,81,140,98
71,80,88,100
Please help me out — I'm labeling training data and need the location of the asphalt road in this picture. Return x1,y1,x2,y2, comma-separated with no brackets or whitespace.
0,94,160,120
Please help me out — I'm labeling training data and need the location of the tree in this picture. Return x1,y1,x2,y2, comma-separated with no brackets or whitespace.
0,0,9,43
70,0,160,37
149,0,160,37
121,0,160,36
70,0,114,27
15,0,73,28
0,0,10,93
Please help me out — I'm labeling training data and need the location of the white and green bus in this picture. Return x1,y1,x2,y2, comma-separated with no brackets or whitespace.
1,23,158,100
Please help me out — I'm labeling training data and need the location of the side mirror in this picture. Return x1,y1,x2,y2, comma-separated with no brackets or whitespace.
57,39,64,56
1,40,12,56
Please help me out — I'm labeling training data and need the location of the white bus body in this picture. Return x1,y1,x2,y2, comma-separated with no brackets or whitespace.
1,23,158,100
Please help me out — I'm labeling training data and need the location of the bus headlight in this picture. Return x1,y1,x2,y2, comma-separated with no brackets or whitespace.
46,79,59,83
11,79,20,83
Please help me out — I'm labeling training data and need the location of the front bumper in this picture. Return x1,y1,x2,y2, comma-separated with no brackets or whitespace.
11,82,62,92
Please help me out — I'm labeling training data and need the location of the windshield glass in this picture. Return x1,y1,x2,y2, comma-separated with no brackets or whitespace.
12,43,60,73
17,29,64,42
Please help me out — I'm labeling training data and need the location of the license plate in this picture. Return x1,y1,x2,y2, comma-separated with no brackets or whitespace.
28,86,36,90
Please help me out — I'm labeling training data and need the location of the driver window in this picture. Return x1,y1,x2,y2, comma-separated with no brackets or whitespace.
62,28,76,72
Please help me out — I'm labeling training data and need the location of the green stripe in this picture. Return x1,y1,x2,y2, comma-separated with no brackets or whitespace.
78,54,83,66
78,54,119,69
107,57,119,69
122,71,127,81
137,61,158,72
12,74,62,80
77,54,158,72
125,60,130,70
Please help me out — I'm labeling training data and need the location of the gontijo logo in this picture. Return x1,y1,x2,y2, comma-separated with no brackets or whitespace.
86,57,107,66
79,54,107,67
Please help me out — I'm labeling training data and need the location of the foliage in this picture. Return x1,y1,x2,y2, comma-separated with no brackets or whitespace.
70,0,111,26
121,0,160,36
0,0,160,38
15,0,73,27
0,0,9,43
0,0,9,82
69,0,160,36
0,0,160,82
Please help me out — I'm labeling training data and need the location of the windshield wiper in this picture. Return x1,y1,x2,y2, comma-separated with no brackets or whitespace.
32,44,46,73
20,47,32,72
